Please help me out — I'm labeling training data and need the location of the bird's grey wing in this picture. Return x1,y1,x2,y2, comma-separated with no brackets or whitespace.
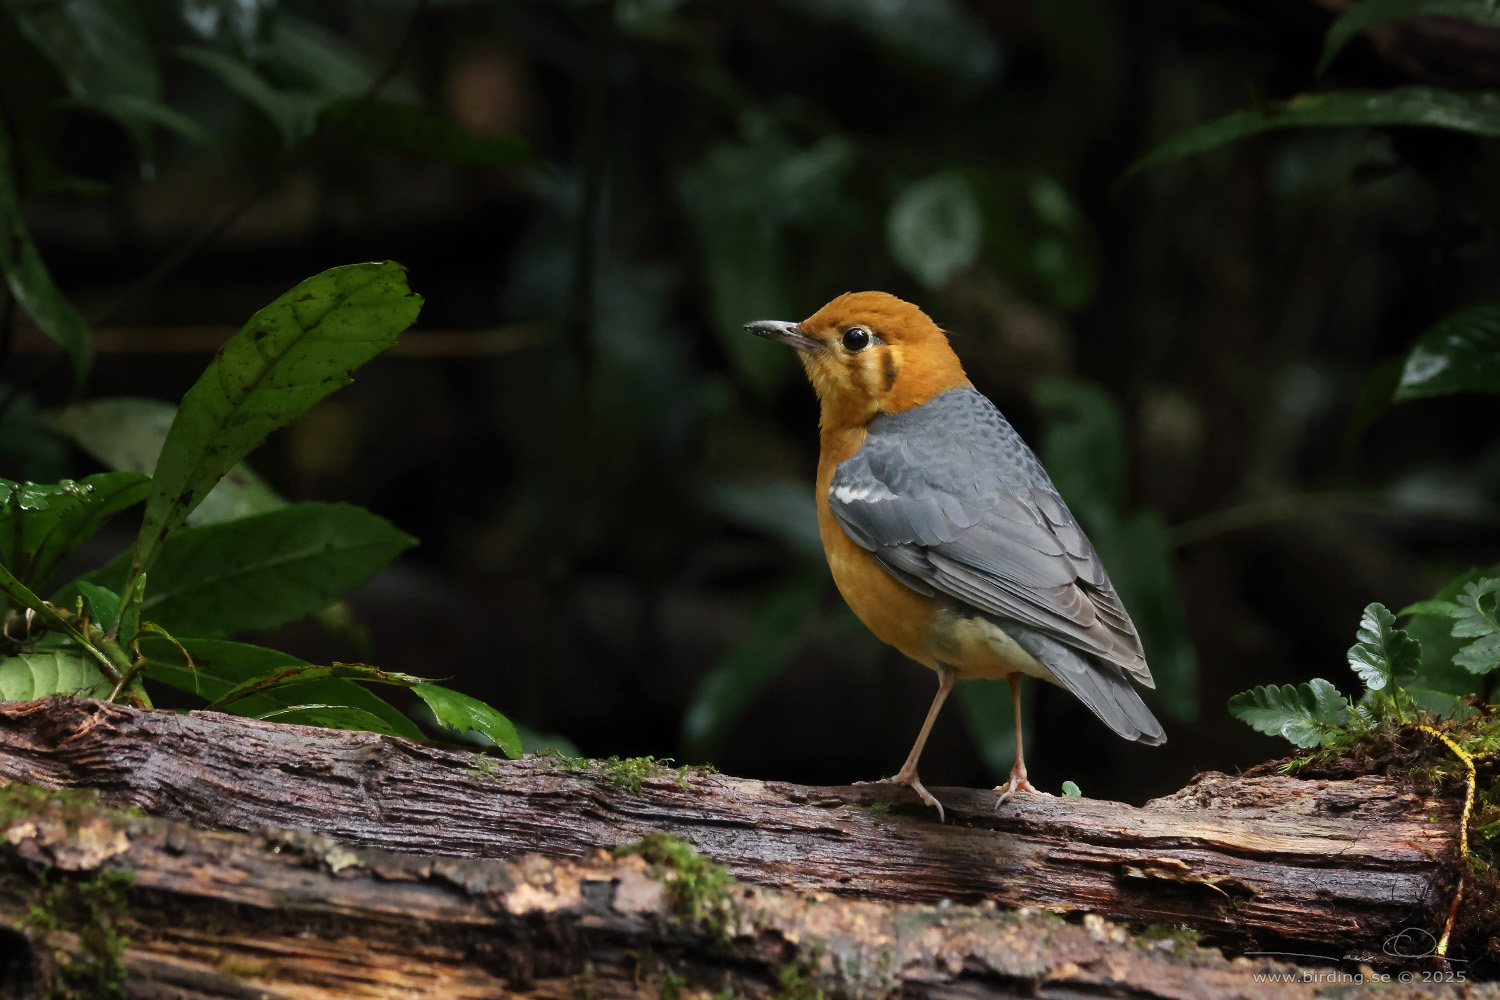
830,387,1152,684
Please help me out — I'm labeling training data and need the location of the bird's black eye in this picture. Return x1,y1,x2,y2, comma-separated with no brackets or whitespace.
842,327,871,352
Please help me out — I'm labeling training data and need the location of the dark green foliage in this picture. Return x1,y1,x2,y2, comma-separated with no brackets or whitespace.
128,261,421,590
0,126,92,386
0,474,148,590
1231,579,1500,747
73,503,416,638
138,637,423,739
1319,0,1500,73
1228,679,1350,748
1393,306,1500,402
1134,88,1500,174
0,265,519,749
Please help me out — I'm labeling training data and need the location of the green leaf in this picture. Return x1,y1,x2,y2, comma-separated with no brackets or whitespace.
73,502,416,638
137,636,423,740
0,473,148,590
1227,678,1349,748
1451,579,1500,637
266,15,377,101
1392,306,1500,401
253,703,409,735
1319,0,1500,74
325,98,533,169
681,576,821,759
176,44,325,145
0,123,93,386
1060,780,1082,798
1454,635,1500,674
73,581,136,643
50,397,286,526
0,651,112,699
3,0,167,160
1450,579,1500,675
129,261,421,587
1397,598,1461,618
411,682,521,759
1404,564,1500,694
1348,602,1421,691
1131,88,1500,175
886,171,983,289
0,561,118,679
205,661,428,711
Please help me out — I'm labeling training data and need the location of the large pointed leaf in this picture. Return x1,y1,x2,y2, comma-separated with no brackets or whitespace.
0,473,149,590
129,262,421,587
73,502,416,638
1227,678,1349,748
412,683,521,758
0,651,112,700
51,397,286,526
137,636,423,739
1347,602,1421,691
1319,0,1500,74
1131,88,1500,174
0,122,93,386
1392,305,1500,401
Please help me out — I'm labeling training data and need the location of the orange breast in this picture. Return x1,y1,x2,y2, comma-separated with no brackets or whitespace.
815,435,941,672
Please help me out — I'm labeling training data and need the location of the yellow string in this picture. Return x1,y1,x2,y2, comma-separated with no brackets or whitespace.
1414,724,1475,959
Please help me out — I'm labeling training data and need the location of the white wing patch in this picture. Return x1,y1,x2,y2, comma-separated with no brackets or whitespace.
831,481,897,504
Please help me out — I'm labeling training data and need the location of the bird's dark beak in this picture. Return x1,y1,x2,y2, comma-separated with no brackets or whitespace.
743,319,824,354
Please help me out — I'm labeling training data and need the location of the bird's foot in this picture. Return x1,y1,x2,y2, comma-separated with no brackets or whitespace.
871,766,945,823
993,766,1051,807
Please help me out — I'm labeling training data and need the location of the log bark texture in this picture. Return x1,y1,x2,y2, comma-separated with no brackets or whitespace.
0,697,1475,972
0,787,1490,1000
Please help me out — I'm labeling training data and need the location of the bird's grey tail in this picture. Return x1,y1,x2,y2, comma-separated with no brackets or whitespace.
1002,624,1166,746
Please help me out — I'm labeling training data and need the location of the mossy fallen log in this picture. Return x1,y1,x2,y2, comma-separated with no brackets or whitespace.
0,696,1487,980
0,783,1491,1000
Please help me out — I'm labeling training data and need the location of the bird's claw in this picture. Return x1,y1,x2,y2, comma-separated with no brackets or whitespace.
872,768,945,822
993,769,1051,807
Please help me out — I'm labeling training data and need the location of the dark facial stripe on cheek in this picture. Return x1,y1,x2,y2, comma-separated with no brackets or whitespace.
881,350,898,393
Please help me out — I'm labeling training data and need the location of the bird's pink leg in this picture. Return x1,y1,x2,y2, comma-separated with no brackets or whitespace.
878,667,955,822
995,674,1051,805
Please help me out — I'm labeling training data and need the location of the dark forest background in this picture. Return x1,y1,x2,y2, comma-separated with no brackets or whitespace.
2,0,1498,803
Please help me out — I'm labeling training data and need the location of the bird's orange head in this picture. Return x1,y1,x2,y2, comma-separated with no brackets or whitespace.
745,291,969,431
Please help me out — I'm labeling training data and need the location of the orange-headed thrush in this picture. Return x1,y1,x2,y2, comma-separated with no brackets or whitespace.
745,291,1164,820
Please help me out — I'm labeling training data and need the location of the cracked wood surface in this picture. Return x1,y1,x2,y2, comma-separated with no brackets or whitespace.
0,697,1468,965
0,792,1489,1000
